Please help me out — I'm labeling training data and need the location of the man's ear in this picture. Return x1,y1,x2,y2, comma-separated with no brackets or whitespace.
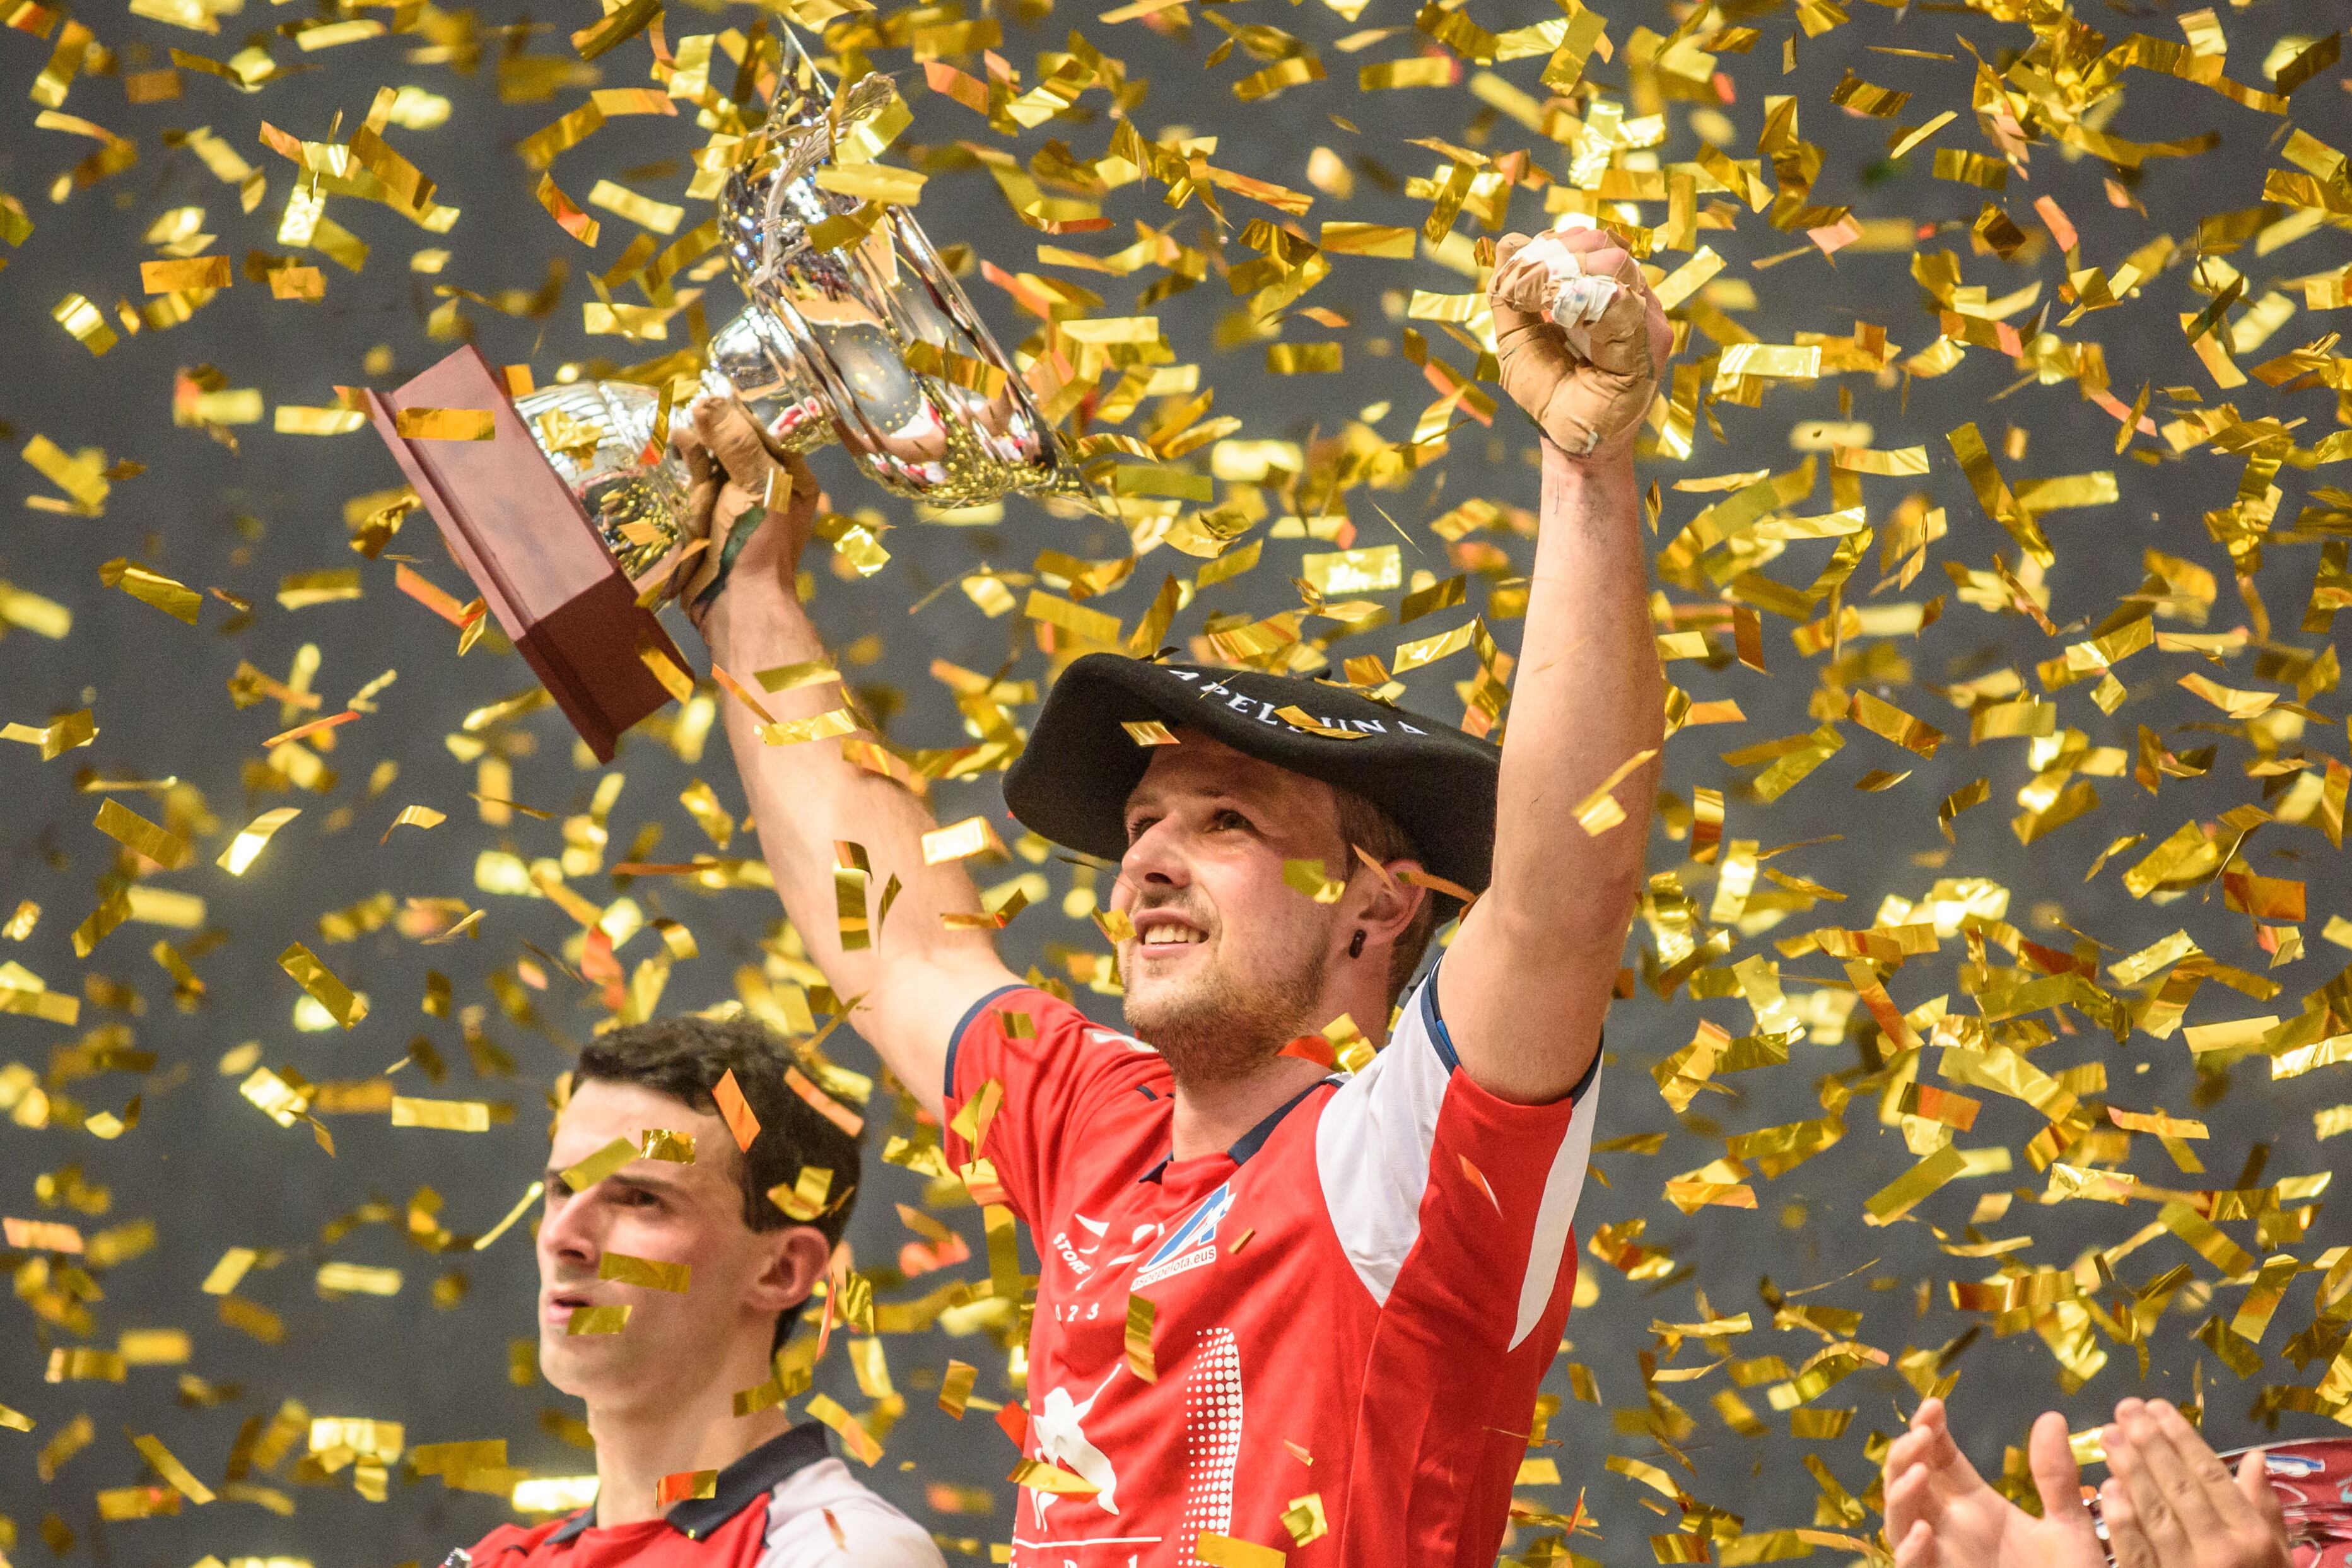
1346,846,1427,947
749,1226,833,1317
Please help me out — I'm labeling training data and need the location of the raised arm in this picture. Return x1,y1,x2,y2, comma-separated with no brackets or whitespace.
680,402,1017,1120
1437,228,1672,1104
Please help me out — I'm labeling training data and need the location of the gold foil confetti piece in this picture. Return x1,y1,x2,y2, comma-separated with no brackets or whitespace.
139,255,229,294
1393,616,1480,673
1122,720,1180,746
2110,1106,2209,1140
922,815,1009,865
1,707,96,759
635,1126,694,1164
1124,1292,1158,1381
91,798,191,869
1863,1145,1967,1225
1847,692,1946,759
380,805,445,845
261,710,360,749
807,1393,884,1465
21,433,110,513
752,657,842,694
769,1165,834,1222
98,558,200,623
2177,670,2276,718
52,292,118,355
587,177,689,232
758,706,858,746
276,570,362,609
390,1097,493,1132
278,942,366,1028
471,1182,542,1250
392,407,495,442
570,0,658,59
1196,1531,1285,1567
95,1486,180,1519
1574,748,1659,836
599,1251,691,1293
2158,1200,2254,1276
218,806,300,874
70,888,132,957
561,1136,641,1193
317,1262,402,1296
1011,1456,1100,1495
713,1067,762,1150
565,1304,631,1335
939,1359,977,1417
656,1468,717,1504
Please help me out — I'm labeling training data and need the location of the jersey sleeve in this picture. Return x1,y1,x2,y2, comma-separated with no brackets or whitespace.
1312,966,1601,1352
941,985,1162,1229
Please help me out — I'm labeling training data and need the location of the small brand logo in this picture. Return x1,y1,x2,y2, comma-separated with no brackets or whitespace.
1133,1183,1234,1288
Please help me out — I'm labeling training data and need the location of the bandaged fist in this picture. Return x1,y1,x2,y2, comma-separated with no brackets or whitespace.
1488,227,1672,460
670,397,821,633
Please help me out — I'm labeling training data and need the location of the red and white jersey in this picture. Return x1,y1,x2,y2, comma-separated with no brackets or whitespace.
942,968,1601,1568
452,1425,942,1568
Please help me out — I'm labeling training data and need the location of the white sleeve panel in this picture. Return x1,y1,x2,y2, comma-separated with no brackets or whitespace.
758,1461,947,1568
1316,970,1603,1347
1509,1058,1600,1350
1314,972,1456,1308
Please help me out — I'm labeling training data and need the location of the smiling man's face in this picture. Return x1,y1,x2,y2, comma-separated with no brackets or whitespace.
1109,732,1354,1083
534,1080,802,1415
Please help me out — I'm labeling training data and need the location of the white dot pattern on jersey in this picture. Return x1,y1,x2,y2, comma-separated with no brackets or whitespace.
1178,1328,1243,1565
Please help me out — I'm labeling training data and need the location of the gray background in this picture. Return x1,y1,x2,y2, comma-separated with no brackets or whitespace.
4,0,2352,1562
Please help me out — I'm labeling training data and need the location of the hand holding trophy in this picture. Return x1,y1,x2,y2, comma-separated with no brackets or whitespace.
671,399,821,633
368,30,1091,760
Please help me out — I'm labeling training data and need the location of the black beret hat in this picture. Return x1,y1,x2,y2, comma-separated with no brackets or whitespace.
1002,654,1502,910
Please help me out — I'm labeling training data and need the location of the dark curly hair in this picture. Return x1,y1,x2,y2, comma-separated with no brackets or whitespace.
575,1012,863,1352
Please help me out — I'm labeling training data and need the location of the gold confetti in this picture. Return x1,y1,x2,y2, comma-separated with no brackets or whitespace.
380,804,445,843
98,558,200,623
218,806,300,874
91,797,191,869
598,1251,690,1292
565,1304,630,1335
392,1097,494,1132
1010,1458,1099,1496
1574,749,1659,836
393,407,495,442
1196,1533,1286,1568
278,942,368,1029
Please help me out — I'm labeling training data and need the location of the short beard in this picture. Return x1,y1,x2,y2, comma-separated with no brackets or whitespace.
1124,939,1331,1088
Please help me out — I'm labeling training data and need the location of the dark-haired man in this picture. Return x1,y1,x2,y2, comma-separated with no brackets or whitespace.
677,225,1670,1565
450,1016,944,1568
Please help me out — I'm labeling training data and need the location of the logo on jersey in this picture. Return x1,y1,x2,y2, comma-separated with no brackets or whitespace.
1133,1181,1233,1289
1031,1365,1125,1521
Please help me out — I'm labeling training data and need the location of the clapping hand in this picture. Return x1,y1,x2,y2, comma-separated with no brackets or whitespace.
1883,1398,2105,1568
2101,1399,2289,1568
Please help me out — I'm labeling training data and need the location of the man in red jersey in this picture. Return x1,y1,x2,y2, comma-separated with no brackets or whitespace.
449,1016,942,1568
677,223,1669,1566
